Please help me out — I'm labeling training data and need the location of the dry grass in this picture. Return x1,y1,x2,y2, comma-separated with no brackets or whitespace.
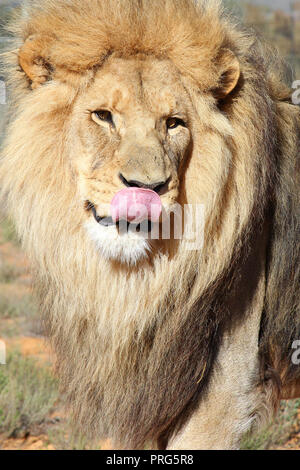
0,351,58,438
0,217,19,245
0,263,21,284
242,399,300,450
0,295,38,324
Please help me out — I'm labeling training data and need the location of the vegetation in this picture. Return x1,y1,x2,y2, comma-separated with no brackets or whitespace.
0,218,19,246
0,295,37,321
0,263,20,284
0,351,58,438
242,399,300,450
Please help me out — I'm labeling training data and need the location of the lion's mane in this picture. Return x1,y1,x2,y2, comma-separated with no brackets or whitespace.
0,0,299,449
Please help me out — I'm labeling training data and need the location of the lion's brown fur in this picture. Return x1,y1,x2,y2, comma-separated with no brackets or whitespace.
0,0,299,449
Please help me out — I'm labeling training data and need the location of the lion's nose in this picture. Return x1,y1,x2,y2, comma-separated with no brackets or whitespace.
119,173,170,194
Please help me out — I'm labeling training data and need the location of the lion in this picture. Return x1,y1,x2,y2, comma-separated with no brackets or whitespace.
0,0,299,450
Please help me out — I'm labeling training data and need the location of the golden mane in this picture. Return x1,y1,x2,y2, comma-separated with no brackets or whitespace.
0,0,299,449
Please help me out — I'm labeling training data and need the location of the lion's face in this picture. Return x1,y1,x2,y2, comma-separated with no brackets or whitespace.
10,1,241,268
69,56,193,263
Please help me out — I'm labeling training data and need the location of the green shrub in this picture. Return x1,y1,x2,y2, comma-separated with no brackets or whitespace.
242,399,300,450
0,218,19,245
0,351,58,437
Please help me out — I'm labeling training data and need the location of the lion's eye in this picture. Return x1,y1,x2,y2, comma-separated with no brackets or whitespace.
166,117,185,130
92,110,113,125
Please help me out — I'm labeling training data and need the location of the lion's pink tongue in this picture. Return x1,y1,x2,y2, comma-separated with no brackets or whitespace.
111,188,162,223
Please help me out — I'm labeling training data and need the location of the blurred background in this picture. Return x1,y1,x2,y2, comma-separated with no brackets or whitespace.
0,0,299,451
225,0,300,75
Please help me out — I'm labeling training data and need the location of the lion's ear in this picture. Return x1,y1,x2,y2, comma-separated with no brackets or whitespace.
18,35,53,89
214,49,240,100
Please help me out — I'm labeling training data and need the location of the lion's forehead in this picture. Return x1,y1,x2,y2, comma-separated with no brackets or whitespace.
78,56,189,117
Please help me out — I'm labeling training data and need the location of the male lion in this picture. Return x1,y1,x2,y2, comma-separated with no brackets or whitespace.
0,0,299,450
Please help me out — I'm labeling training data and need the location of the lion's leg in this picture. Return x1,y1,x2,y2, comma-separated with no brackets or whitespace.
168,274,275,450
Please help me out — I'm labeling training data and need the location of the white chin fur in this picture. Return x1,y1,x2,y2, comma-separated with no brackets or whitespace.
85,219,151,265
